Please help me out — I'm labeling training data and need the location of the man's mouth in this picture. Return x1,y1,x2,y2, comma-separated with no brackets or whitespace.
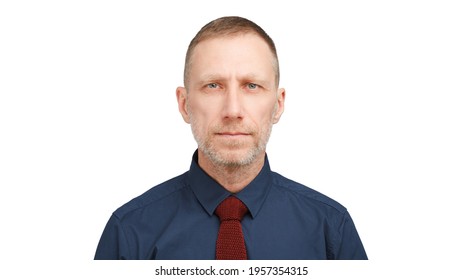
216,132,251,137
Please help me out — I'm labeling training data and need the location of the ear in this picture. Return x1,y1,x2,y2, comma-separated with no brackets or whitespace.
272,88,286,124
176,87,190,123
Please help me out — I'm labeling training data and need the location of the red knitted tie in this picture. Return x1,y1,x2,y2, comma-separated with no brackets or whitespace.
215,196,248,260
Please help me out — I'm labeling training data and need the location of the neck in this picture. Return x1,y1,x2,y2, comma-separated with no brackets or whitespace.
198,150,265,193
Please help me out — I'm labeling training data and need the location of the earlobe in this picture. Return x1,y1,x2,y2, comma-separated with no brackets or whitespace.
273,88,286,124
176,87,190,123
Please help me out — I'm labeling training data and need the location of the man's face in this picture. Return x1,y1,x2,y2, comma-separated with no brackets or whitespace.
177,33,285,167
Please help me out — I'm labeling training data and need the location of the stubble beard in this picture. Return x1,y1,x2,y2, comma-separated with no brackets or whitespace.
188,106,276,168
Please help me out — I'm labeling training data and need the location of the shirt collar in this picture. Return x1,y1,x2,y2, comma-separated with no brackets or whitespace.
187,150,273,219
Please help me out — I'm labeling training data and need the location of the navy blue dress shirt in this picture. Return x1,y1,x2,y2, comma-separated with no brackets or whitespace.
95,151,367,260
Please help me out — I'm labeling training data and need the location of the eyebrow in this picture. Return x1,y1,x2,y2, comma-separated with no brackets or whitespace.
198,73,271,86
198,74,224,83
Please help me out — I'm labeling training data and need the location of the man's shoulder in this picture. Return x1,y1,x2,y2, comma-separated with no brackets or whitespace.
113,172,189,219
271,171,347,213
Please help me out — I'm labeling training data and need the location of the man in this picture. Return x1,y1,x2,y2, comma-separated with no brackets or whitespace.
95,16,367,260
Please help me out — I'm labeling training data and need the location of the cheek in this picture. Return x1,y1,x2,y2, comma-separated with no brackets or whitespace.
189,101,219,128
247,101,276,124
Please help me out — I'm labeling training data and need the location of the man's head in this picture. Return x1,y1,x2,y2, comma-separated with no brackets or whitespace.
177,16,285,168
183,16,280,89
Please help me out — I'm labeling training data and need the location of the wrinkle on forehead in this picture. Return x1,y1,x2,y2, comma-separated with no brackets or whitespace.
186,34,279,89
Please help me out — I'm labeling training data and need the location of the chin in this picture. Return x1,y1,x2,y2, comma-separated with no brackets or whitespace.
210,147,262,167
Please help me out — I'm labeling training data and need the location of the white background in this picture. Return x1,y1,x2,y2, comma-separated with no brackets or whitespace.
1,0,462,279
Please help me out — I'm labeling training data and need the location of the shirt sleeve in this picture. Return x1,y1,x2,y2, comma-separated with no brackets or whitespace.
333,211,368,260
94,214,130,260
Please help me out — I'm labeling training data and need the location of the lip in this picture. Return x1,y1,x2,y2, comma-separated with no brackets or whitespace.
216,132,250,136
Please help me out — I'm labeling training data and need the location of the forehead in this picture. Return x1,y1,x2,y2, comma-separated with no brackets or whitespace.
189,33,276,81
192,32,273,58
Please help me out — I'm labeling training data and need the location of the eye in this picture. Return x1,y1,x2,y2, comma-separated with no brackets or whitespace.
247,83,258,90
207,83,219,89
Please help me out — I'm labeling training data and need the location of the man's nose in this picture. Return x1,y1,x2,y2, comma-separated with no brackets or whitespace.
222,86,244,119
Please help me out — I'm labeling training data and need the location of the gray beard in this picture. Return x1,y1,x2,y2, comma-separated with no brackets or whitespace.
195,125,272,168
189,110,275,168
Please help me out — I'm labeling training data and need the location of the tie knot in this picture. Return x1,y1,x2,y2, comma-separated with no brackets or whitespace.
215,196,248,222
